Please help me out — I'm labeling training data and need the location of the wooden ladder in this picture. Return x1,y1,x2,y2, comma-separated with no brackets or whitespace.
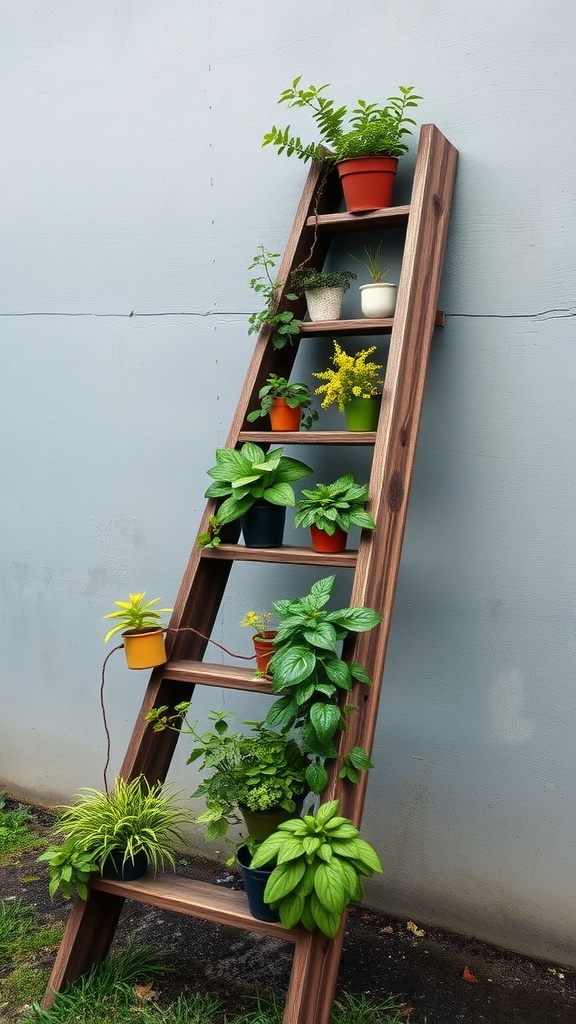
43,124,457,1024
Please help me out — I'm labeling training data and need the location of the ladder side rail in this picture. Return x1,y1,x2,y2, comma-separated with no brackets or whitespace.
284,124,458,1024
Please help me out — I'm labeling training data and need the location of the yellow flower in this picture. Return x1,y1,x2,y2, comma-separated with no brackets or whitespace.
313,342,384,411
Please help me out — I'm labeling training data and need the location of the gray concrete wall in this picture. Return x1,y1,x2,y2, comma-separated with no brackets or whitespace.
1,0,575,965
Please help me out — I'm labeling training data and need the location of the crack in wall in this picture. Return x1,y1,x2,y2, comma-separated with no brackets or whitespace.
1,307,575,320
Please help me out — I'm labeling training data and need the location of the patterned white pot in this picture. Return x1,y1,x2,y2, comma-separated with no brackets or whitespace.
360,282,398,318
305,286,344,322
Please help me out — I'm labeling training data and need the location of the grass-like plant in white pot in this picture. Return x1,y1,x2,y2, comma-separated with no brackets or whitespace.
104,592,172,670
249,799,382,936
313,342,385,432
350,242,397,318
39,776,193,898
197,442,312,549
290,267,356,322
263,79,421,211
247,374,318,432
294,473,376,553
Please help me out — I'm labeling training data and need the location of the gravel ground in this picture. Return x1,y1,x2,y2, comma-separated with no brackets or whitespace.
2,800,576,1023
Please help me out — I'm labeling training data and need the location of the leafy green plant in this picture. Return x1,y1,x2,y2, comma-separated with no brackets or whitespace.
144,710,310,841
294,474,376,537
265,575,381,793
247,246,301,350
103,593,172,643
197,442,312,548
250,799,382,938
0,794,42,859
290,267,356,293
247,374,318,431
314,343,384,410
263,79,421,162
350,243,395,283
37,842,99,901
39,777,193,900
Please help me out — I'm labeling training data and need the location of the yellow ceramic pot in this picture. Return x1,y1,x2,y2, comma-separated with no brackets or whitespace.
122,629,167,670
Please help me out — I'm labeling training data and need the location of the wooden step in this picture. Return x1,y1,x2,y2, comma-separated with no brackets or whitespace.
91,873,298,943
238,430,376,445
161,660,272,693
299,311,445,336
201,544,358,567
305,206,410,233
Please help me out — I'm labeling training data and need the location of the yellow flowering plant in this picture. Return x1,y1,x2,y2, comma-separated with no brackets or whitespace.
313,342,384,411
240,610,273,637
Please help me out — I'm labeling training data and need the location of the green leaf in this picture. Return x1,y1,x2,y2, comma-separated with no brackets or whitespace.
264,859,307,902
309,576,336,608
276,838,307,865
324,658,352,690
302,622,338,651
262,482,296,506
314,800,339,827
279,890,306,929
272,645,316,686
274,456,313,483
309,891,342,938
309,702,341,742
348,747,374,771
265,697,297,730
305,761,329,794
314,860,349,914
250,831,293,868
349,662,372,685
326,607,382,632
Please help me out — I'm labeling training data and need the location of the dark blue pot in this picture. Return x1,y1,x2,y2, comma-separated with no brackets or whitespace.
241,502,286,548
101,850,148,881
236,844,279,922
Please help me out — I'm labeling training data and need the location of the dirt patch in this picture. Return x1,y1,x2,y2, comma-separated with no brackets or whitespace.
1,800,575,1023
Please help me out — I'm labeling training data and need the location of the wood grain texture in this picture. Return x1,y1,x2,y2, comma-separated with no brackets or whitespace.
299,310,445,335
201,543,358,567
160,659,273,693
305,206,410,232
238,430,377,445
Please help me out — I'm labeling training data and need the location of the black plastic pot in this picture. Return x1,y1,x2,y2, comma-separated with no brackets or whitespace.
241,501,286,548
101,850,148,881
236,844,279,922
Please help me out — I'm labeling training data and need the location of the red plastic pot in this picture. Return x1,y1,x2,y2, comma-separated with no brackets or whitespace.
252,630,277,673
336,155,399,212
310,525,348,553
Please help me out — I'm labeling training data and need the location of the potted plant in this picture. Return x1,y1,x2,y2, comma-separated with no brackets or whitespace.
103,592,172,669
266,575,381,794
290,267,356,322
241,610,277,673
247,246,301,350
294,473,376,553
263,80,422,211
249,799,382,935
350,243,397,318
313,342,384,431
39,776,193,898
246,374,318,432
197,442,312,549
144,708,313,843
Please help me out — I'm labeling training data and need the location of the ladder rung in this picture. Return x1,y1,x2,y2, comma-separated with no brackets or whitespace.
305,206,410,232
299,311,445,336
201,544,358,567
238,430,376,445
161,659,272,693
91,874,297,943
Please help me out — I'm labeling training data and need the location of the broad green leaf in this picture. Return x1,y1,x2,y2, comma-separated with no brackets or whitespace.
272,645,316,685
276,838,307,865
302,836,322,856
348,747,374,771
316,843,333,863
324,658,352,690
309,576,336,607
314,800,339,827
279,890,306,929
309,891,342,938
323,822,359,839
231,473,261,489
265,697,297,730
264,859,307,902
305,761,329,794
345,838,383,874
302,622,338,651
314,861,348,914
239,442,266,465
349,662,372,685
263,482,296,506
349,510,376,529
309,702,341,742
274,456,313,482
250,831,293,868
212,492,253,525
300,896,316,931
326,608,382,632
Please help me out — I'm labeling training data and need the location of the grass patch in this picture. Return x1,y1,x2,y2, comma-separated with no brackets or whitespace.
0,795,43,860
0,901,63,1019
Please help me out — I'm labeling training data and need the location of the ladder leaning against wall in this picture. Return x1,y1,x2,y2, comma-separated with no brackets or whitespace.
43,123,457,1024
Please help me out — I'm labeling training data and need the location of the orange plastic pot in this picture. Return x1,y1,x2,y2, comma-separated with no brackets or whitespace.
252,630,277,673
122,628,167,670
269,398,301,431
336,155,399,212
310,525,348,553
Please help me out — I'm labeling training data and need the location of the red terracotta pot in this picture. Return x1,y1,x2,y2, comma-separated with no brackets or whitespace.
310,525,348,553
252,631,277,673
336,155,399,212
269,398,301,431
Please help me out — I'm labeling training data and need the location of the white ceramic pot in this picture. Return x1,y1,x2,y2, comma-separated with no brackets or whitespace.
305,286,344,322
359,282,397,319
